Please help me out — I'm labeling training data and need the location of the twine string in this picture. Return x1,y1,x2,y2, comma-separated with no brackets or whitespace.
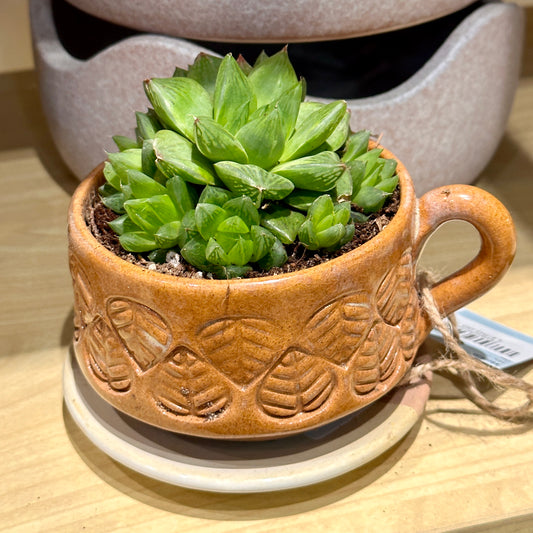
402,271,533,423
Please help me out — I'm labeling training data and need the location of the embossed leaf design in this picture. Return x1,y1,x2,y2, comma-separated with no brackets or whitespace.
258,349,335,418
376,250,414,326
378,324,401,381
69,254,95,336
82,316,133,392
304,291,373,366
154,346,231,419
197,317,280,386
352,321,401,394
107,298,172,371
351,324,381,394
400,289,420,361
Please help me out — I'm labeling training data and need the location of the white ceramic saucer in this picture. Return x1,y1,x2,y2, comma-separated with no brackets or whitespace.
63,351,430,493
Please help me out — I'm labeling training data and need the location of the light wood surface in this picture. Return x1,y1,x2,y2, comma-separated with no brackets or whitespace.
1,3,533,532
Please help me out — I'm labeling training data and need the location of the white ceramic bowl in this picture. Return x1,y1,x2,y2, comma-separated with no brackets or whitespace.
64,0,477,43
31,0,523,193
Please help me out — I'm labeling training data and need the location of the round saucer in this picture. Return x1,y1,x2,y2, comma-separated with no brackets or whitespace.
63,351,430,493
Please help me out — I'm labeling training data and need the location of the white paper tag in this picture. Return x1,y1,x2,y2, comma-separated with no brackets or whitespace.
430,309,533,370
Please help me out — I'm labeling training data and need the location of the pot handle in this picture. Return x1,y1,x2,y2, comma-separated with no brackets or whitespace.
414,184,516,317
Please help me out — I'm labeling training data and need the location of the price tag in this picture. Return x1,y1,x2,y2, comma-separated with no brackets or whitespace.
430,308,533,370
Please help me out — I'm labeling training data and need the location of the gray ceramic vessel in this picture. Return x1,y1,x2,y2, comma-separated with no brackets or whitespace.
31,0,523,193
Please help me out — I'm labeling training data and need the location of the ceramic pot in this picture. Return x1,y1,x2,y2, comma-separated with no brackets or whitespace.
67,145,516,440
31,0,524,193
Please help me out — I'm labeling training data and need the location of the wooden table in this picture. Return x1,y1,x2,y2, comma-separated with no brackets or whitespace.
1,2,533,531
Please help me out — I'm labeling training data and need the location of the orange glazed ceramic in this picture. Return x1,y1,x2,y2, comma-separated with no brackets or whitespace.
68,145,516,440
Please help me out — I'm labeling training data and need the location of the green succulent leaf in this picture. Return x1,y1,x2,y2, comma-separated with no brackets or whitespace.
249,81,303,141
205,237,228,265
380,158,397,181
194,116,248,164
335,168,353,203
166,175,198,218
214,162,294,207
377,175,399,194
125,169,167,199
254,50,269,68
148,248,169,263
324,108,351,152
352,186,390,214
155,220,181,248
214,54,256,134
261,206,305,244
176,209,199,248
211,264,252,279
124,194,179,233
187,53,222,97
195,203,227,240
308,194,334,224
338,222,355,248
281,100,347,162
357,148,383,176
333,202,352,225
342,130,371,162
141,139,158,177
153,129,217,185
101,192,126,213
283,189,324,211
180,236,210,270
346,160,366,194
235,106,285,168
107,214,140,235
113,135,139,152
119,231,157,252
236,54,253,75
198,185,235,206
317,224,345,248
250,225,276,262
107,149,143,183
173,66,188,78
217,215,249,234
99,182,118,198
298,219,319,249
103,161,121,191
144,77,213,141
294,101,350,152
351,211,369,223
256,237,288,271
135,109,162,141
272,151,345,192
226,236,254,265
222,196,260,227
248,47,298,108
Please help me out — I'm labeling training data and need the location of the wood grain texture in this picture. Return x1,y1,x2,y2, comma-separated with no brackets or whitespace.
1,4,533,532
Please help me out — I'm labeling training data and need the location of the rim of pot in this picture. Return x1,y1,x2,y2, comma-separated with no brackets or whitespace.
69,143,415,286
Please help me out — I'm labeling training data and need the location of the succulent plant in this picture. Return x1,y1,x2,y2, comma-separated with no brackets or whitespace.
99,48,399,278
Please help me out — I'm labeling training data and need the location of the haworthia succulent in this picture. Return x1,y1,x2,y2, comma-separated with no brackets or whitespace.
102,49,400,277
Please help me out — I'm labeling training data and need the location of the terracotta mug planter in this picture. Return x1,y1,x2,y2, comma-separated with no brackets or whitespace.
68,145,516,440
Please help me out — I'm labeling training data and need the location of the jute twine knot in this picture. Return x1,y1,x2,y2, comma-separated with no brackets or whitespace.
401,271,533,423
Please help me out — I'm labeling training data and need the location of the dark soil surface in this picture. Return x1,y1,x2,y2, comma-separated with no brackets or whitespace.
86,187,400,279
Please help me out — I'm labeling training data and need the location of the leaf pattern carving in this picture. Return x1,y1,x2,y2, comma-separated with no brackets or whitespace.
303,291,373,366
153,346,231,419
107,297,172,371
351,322,401,394
258,349,335,418
376,250,414,326
400,288,420,361
69,254,95,339
197,317,279,386
81,315,133,392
